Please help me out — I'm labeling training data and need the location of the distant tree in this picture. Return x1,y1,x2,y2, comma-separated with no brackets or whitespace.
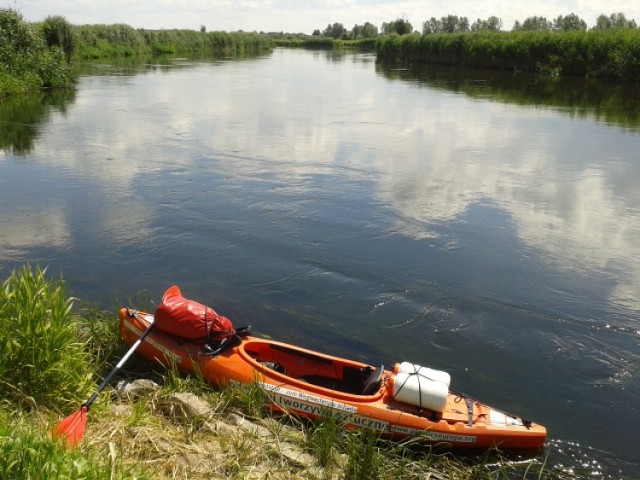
312,29,321,36
423,17,440,34
441,15,469,33
512,16,553,31
593,12,637,30
553,13,587,31
362,21,379,38
593,15,611,30
423,15,469,34
200,25,206,33
382,17,413,35
440,15,454,33
470,16,503,31
351,22,377,39
609,12,637,28
322,22,346,39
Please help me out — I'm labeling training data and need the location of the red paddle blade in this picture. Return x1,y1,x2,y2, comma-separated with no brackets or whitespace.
49,405,88,449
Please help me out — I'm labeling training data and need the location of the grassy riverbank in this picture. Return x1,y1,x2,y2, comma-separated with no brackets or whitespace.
271,35,377,51
0,8,271,96
377,30,640,79
73,25,272,59
0,265,574,479
2,7,639,97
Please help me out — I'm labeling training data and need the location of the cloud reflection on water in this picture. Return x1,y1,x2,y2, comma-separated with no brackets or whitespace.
2,50,639,316
0,206,70,258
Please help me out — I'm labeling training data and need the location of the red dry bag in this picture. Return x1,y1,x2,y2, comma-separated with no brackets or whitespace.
154,285,235,342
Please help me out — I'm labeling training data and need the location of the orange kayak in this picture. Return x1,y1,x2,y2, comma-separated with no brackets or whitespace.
119,307,546,450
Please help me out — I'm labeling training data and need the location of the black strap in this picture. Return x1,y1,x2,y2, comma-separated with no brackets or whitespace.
235,325,252,337
202,325,252,356
465,397,474,426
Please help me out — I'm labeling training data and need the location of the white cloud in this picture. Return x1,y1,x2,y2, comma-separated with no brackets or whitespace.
12,0,639,33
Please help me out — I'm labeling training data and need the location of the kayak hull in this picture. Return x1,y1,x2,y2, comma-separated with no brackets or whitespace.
119,308,546,450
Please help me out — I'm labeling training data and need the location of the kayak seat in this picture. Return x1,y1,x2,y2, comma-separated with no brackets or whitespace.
341,366,367,394
260,361,287,375
297,366,370,395
362,364,384,395
297,375,340,390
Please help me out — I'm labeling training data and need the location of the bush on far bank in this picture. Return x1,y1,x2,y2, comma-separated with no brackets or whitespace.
0,8,73,95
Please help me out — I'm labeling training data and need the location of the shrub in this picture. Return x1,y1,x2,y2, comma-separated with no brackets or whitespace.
0,8,73,94
40,15,75,62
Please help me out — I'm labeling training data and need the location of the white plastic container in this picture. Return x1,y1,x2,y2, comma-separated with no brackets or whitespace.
394,361,451,387
391,372,449,412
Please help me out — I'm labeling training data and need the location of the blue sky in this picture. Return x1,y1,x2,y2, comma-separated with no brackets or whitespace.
9,0,638,34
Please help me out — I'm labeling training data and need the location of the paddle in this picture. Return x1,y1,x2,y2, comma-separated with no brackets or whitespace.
50,313,155,448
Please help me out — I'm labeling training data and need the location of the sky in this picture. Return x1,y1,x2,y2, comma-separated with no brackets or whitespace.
8,0,640,34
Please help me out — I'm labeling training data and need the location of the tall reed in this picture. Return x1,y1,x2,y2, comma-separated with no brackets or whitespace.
73,25,273,59
376,30,640,80
0,265,93,411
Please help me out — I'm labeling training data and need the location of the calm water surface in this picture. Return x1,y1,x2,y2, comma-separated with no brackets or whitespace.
1,48,639,478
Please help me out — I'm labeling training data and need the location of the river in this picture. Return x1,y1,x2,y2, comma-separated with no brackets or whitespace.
1,48,639,478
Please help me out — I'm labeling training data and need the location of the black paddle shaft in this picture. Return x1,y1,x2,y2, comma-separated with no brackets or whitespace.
83,319,155,410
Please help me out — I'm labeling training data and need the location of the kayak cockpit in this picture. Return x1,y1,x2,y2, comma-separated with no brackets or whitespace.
238,339,385,398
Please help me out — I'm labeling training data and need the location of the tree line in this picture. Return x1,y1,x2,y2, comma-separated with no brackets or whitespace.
315,12,637,39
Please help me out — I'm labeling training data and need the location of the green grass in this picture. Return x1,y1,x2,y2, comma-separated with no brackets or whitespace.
223,376,271,418
0,409,148,479
300,414,564,480
305,413,340,468
343,429,386,480
0,265,94,411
